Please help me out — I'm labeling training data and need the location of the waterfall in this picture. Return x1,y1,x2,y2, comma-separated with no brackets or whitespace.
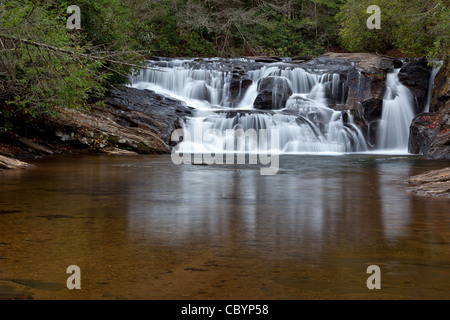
378,68,416,151
131,60,233,110
424,62,443,113
130,59,367,154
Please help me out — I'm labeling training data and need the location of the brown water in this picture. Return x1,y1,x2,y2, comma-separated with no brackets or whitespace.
0,154,449,300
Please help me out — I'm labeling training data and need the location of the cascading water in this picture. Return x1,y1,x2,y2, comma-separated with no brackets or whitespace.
378,68,416,151
424,62,443,113
130,59,367,154
132,59,233,110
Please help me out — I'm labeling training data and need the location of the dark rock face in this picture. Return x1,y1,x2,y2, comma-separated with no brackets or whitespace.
428,109,450,160
429,63,450,113
228,77,253,107
407,167,450,199
347,71,386,114
105,87,192,144
428,129,450,160
309,53,397,146
398,59,431,113
254,76,293,110
408,112,442,155
409,61,450,160
343,68,386,146
49,87,193,154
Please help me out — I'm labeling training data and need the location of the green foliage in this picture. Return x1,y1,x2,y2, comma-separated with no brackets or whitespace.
135,0,344,57
1,0,448,134
337,0,396,53
337,0,449,61
0,1,99,127
0,0,146,131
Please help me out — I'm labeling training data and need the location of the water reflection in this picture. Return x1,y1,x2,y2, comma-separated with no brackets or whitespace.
1,154,449,299
124,155,447,250
376,158,413,240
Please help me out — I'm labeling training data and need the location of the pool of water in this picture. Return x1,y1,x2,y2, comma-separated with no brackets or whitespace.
0,154,449,299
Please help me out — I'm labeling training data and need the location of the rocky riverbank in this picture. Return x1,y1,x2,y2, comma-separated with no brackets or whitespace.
407,167,450,199
408,60,449,160
0,86,193,161
0,154,32,170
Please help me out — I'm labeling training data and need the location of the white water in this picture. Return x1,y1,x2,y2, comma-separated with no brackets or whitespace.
378,69,416,151
130,59,369,154
424,62,443,113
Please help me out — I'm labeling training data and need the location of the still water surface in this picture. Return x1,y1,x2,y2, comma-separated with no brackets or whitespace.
0,154,449,299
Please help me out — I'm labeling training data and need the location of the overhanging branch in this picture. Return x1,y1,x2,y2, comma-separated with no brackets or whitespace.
0,34,161,72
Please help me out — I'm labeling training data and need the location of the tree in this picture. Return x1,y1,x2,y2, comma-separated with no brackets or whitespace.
0,0,147,131
337,0,449,61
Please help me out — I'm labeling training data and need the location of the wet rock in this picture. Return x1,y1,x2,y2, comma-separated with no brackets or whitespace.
409,62,450,160
408,167,450,198
393,59,403,69
247,56,282,63
254,76,293,110
0,155,31,170
408,112,442,155
212,109,275,118
310,54,388,121
101,148,139,155
318,52,394,74
49,87,193,154
428,129,450,160
291,55,314,63
9,134,54,155
345,68,386,144
429,61,450,113
398,59,431,113
228,77,253,107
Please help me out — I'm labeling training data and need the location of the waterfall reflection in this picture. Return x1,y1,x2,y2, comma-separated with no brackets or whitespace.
2,155,449,299
376,157,413,240
125,155,420,250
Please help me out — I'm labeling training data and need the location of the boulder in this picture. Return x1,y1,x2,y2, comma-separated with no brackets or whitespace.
428,129,450,160
398,59,431,113
228,77,253,107
254,76,293,110
0,155,31,170
49,87,193,154
407,167,450,198
409,61,450,160
314,53,388,116
408,112,442,155
429,62,450,113
318,52,394,74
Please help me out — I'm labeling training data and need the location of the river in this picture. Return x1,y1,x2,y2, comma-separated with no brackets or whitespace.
0,154,448,299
